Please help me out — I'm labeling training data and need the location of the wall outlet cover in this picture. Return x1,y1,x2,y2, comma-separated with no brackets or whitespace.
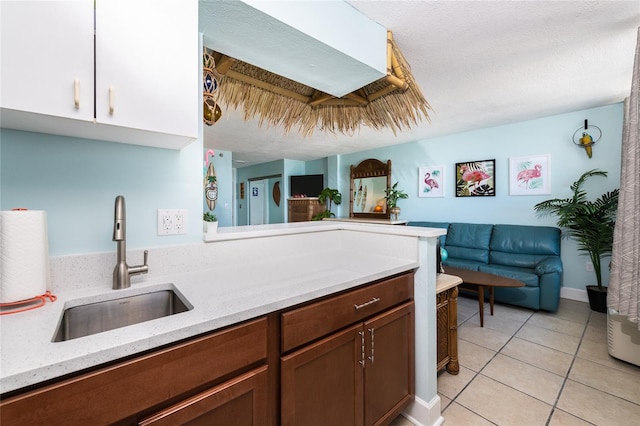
157,209,188,235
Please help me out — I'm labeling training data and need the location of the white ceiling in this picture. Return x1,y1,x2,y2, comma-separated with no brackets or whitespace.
202,1,640,168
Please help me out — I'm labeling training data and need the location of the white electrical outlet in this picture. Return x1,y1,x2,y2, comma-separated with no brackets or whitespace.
175,211,184,230
586,261,594,272
162,213,172,230
157,209,188,235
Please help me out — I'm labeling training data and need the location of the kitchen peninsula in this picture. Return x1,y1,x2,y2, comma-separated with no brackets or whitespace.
0,221,445,425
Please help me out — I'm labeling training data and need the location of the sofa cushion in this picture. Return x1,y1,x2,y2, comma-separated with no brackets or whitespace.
478,264,540,287
489,225,561,268
443,259,483,271
445,223,493,264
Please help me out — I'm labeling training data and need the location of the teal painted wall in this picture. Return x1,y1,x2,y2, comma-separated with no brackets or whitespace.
266,176,285,223
1,103,624,293
1,129,203,256
237,158,330,224
335,103,624,291
235,159,293,226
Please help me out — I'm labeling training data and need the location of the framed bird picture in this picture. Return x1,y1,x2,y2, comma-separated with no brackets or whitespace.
455,159,496,197
509,154,551,196
419,165,445,197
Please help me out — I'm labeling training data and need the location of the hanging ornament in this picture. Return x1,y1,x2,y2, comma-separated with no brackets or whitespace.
203,48,222,126
204,162,218,211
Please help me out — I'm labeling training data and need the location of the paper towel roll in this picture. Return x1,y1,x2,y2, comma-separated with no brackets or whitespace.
0,210,50,303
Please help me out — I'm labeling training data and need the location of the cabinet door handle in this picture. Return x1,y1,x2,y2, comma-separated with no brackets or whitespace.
354,297,380,310
358,331,365,368
74,79,80,109
108,86,115,115
367,328,375,364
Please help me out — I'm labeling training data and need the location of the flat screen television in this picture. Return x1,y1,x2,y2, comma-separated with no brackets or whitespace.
290,174,324,197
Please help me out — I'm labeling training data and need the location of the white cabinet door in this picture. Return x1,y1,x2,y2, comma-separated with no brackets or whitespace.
95,0,198,139
1,0,198,149
1,0,94,121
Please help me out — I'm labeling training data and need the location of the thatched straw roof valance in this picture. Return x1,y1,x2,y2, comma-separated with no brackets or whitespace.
204,31,431,137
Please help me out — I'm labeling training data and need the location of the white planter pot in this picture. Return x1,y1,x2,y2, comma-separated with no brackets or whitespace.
204,221,218,234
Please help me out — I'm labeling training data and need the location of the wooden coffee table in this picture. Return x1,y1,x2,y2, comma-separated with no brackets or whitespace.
443,266,525,327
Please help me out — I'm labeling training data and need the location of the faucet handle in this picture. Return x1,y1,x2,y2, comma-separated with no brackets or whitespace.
128,250,150,278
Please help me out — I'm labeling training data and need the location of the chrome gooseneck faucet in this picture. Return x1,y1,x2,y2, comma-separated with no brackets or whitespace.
113,195,149,289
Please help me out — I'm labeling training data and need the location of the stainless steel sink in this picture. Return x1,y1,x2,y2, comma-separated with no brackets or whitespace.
53,288,192,342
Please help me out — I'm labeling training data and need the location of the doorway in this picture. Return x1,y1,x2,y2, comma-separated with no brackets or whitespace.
249,179,268,225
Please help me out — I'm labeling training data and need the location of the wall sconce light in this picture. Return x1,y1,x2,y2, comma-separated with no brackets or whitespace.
572,119,601,158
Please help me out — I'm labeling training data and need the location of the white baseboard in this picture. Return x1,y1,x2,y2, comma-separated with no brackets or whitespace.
403,395,444,426
561,287,589,303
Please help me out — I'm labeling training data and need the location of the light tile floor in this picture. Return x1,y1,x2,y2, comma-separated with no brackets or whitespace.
391,296,640,426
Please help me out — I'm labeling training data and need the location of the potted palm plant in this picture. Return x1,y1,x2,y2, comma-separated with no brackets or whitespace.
534,169,619,312
384,182,408,220
312,187,342,220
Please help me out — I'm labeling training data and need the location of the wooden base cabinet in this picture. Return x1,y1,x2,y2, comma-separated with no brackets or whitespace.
282,324,364,425
436,275,460,375
288,198,324,222
139,366,268,426
364,303,415,426
0,318,269,426
281,273,415,426
1,273,415,426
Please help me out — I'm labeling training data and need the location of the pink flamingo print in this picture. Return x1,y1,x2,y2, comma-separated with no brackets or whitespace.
517,164,542,188
424,172,439,190
460,165,490,190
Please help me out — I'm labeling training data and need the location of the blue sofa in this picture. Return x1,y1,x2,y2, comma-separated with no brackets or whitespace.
409,222,563,312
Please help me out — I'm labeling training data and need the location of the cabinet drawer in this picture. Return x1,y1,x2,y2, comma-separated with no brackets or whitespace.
0,317,267,426
281,273,413,352
139,366,268,426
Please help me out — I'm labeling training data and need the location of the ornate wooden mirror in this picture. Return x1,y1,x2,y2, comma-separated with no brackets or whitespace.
349,159,392,219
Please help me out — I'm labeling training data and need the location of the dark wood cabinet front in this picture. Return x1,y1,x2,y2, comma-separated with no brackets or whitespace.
281,324,364,426
139,366,269,426
1,272,415,426
281,273,415,426
288,198,324,222
0,318,269,426
364,303,414,426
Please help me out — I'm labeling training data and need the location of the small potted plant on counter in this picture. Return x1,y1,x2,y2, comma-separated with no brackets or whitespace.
203,212,218,234
534,169,619,312
385,182,408,220
312,187,342,220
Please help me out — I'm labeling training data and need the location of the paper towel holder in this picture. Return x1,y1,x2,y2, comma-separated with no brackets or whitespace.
0,208,56,314
0,291,57,315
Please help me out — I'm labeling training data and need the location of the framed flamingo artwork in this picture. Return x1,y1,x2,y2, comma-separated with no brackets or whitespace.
509,154,551,196
419,165,445,197
455,159,496,197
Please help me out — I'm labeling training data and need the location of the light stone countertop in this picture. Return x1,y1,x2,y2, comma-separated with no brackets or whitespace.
0,221,445,394
436,273,463,293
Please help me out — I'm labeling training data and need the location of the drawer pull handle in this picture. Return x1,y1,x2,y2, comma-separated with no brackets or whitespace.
74,79,80,109
354,297,380,310
109,86,115,115
358,331,365,368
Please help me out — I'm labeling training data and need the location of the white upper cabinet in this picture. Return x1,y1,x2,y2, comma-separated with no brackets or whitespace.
1,0,199,149
1,1,95,121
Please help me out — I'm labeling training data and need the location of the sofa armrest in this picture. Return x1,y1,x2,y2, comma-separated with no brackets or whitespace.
535,257,563,275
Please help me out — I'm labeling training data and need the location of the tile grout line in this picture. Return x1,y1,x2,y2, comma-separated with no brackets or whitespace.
441,300,640,425
543,309,593,425
444,304,499,422
449,300,592,425
443,302,533,423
